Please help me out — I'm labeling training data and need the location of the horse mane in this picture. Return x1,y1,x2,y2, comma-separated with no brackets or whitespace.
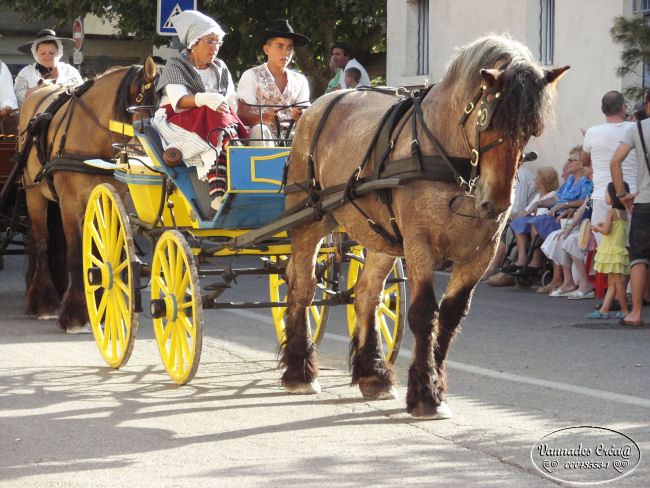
113,65,146,121
439,34,553,146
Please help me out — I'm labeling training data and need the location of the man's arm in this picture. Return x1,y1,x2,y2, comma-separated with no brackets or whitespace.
610,142,637,211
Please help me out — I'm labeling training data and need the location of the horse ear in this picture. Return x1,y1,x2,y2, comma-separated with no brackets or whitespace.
480,68,503,88
144,56,157,82
545,65,570,85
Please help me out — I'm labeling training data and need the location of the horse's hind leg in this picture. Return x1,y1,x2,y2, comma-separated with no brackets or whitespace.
56,189,90,333
24,189,60,319
280,221,328,394
349,251,398,399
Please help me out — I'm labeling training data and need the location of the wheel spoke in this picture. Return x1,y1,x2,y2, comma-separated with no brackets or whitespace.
112,227,125,265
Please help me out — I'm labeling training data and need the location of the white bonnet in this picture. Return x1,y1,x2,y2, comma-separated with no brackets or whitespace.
172,10,226,49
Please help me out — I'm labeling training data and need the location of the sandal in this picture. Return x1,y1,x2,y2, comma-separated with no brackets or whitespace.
587,310,609,319
537,283,559,294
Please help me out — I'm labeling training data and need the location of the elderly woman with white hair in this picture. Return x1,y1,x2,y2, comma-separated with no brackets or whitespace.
13,29,83,105
152,10,248,211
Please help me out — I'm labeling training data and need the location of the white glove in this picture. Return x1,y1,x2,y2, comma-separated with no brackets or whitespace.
195,92,226,111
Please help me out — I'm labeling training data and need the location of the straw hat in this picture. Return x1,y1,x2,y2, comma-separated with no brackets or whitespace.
17,29,75,62
253,19,309,47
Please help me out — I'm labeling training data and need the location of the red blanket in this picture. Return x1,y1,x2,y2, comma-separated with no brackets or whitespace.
163,104,249,147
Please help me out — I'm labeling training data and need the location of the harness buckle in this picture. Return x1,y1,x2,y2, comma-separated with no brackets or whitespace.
463,102,475,114
470,148,480,167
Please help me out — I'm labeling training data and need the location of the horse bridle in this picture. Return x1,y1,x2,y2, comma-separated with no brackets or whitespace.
457,82,510,193
135,80,154,103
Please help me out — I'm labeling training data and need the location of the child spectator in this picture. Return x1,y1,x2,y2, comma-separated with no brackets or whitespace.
344,67,361,89
587,182,631,319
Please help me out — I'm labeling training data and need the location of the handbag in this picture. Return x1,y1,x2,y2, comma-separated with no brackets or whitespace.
578,218,591,250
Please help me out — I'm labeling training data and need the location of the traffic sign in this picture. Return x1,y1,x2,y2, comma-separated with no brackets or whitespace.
73,17,83,51
157,0,196,36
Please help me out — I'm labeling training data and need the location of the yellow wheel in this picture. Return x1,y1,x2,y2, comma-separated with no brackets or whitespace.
269,252,331,346
150,230,203,384
82,183,138,368
346,248,406,363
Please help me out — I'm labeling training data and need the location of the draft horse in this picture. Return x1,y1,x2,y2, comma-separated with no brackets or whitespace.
281,35,568,418
18,58,158,333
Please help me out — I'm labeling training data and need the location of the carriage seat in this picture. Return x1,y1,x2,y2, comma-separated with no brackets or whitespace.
134,118,213,220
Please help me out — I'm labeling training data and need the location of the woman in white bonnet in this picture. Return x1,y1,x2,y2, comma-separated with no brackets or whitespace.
13,29,83,105
152,9,248,212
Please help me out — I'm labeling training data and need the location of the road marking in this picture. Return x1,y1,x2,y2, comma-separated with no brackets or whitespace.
224,308,650,409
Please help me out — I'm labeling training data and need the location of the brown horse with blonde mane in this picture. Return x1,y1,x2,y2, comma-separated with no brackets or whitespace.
281,35,568,418
18,58,158,333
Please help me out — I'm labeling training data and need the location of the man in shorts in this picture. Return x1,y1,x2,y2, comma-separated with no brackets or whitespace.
610,89,650,326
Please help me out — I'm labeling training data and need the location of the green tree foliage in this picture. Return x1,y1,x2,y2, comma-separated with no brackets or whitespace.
2,0,386,97
610,15,650,102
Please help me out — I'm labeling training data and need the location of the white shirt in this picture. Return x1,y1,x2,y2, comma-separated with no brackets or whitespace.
237,63,310,128
339,58,371,88
0,62,18,110
524,190,557,215
511,166,536,214
583,121,637,199
13,62,83,105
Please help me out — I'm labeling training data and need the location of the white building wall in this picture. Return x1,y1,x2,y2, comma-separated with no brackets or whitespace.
387,0,634,173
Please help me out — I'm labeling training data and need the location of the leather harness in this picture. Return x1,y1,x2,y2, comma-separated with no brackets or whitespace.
284,82,509,248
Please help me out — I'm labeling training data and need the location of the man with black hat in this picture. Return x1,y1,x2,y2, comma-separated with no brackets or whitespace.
237,19,310,145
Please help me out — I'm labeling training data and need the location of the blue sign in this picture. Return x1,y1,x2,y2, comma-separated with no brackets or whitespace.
157,0,196,36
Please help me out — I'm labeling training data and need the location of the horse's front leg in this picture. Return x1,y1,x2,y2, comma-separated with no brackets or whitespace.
280,222,327,394
404,258,447,418
24,188,60,319
56,191,90,334
349,251,398,399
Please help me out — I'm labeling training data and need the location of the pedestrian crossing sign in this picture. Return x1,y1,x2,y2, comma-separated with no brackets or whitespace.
157,0,196,36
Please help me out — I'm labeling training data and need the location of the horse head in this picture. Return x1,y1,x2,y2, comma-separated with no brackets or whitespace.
114,56,160,123
431,36,569,219
468,62,569,218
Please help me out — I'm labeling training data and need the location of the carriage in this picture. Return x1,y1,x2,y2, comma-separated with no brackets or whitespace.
18,37,566,418
81,113,407,384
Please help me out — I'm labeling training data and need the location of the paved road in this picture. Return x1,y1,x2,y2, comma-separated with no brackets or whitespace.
1,252,648,487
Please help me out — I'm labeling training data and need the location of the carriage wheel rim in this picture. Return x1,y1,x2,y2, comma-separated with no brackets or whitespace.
346,248,405,364
151,230,203,384
82,183,138,369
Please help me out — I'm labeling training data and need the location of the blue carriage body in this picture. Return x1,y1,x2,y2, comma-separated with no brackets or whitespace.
94,121,289,231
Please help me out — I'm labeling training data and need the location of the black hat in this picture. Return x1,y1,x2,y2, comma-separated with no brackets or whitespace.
17,29,75,55
253,19,310,47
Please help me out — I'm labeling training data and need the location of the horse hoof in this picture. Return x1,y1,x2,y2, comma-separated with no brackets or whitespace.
65,324,92,335
359,377,399,400
37,313,59,320
283,379,321,395
410,401,453,420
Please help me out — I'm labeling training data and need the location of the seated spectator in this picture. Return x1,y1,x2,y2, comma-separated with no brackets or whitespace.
237,19,310,146
344,67,361,89
541,163,595,298
502,146,593,275
151,10,248,211
485,164,537,285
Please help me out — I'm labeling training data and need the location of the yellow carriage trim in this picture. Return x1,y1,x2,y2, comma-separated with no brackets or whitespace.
108,120,135,137
250,152,289,187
